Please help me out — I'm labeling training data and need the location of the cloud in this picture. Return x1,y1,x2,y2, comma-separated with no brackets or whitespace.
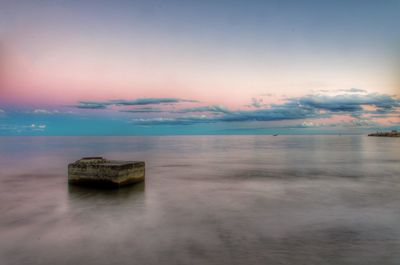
131,115,215,125
313,89,331,93
131,102,319,125
128,92,399,125
340,88,367,93
74,102,108,109
33,109,58,114
71,91,399,127
260,93,274,97
299,119,376,128
314,88,367,93
75,98,198,109
220,101,320,122
31,124,47,129
120,107,164,113
249,98,264,108
0,109,5,113
341,119,376,127
295,93,399,113
176,105,230,114
301,121,316,127
109,98,197,106
0,123,48,133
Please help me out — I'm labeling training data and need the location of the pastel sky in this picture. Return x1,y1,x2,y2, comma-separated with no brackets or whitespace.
0,0,399,135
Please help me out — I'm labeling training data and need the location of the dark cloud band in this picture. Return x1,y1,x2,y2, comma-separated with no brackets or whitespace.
74,98,198,109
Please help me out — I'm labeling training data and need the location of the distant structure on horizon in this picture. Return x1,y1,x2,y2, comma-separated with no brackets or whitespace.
368,130,400,137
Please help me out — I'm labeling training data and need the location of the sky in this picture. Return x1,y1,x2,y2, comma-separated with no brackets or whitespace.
0,0,399,135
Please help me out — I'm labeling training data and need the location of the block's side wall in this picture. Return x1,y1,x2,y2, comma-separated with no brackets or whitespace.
117,165,145,185
68,164,119,182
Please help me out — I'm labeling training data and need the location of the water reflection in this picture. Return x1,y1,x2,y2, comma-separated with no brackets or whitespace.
68,182,145,206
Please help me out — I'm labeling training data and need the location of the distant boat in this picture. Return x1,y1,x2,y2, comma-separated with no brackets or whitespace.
273,134,278,136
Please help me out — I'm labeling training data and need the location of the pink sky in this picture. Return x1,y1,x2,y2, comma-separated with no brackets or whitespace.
0,0,399,134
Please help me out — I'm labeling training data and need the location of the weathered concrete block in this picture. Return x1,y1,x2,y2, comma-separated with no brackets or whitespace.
68,157,145,187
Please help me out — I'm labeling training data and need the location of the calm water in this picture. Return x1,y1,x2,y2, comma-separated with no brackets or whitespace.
0,136,399,265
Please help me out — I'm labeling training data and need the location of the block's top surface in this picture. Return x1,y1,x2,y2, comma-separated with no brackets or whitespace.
103,160,133,164
69,157,144,169
78,157,107,163
82,156,104,160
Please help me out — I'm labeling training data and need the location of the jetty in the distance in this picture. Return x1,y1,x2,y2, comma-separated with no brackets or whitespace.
368,130,400,137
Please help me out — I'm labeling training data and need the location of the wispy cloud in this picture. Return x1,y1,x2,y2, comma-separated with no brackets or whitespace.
175,105,230,114
130,102,320,125
33,109,59,114
65,91,400,128
220,102,319,122
339,88,367,93
342,87,367,93
75,102,108,109
30,123,47,130
300,119,377,128
131,115,216,125
248,98,265,108
120,107,164,113
128,92,400,125
0,123,47,134
313,88,367,94
296,93,399,113
2,89,398,135
109,98,197,106
74,98,198,109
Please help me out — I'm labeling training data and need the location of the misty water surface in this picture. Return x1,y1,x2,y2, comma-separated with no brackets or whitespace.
0,136,399,265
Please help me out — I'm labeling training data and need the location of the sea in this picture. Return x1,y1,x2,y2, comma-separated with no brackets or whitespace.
0,135,399,265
